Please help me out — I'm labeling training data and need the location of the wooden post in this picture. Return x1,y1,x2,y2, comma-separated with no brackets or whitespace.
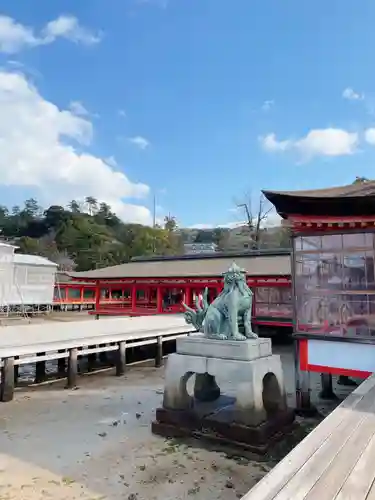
116,341,126,376
131,284,137,313
1,357,15,402
184,287,191,308
155,336,163,368
66,348,78,389
156,286,163,313
57,350,66,376
34,352,46,383
99,345,108,365
294,339,316,415
87,347,97,372
95,280,100,312
14,356,19,385
319,373,337,400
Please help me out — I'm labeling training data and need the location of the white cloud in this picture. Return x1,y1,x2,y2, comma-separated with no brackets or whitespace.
0,70,151,224
260,133,291,152
118,109,126,118
42,15,101,46
260,128,358,159
342,87,364,101
69,100,89,116
0,14,101,54
261,100,274,112
190,214,282,231
128,135,150,150
365,128,375,145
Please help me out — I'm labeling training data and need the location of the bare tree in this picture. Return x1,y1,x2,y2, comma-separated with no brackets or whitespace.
234,192,273,249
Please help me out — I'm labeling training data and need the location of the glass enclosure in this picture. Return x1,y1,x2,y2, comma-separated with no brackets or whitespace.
294,232,375,338
255,287,292,318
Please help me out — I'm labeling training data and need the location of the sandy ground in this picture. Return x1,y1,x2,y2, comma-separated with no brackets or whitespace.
0,342,358,500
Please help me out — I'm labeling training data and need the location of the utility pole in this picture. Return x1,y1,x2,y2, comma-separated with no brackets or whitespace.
153,194,156,228
152,194,156,254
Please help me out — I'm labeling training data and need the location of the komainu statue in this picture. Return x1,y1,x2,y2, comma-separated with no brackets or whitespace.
183,262,258,341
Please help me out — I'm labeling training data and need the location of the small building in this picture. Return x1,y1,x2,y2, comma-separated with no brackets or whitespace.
12,254,58,308
263,181,375,408
0,243,57,312
183,242,218,254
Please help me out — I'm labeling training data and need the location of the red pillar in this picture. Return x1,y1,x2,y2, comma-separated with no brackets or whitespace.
95,280,100,310
157,286,163,313
131,284,137,312
184,287,191,307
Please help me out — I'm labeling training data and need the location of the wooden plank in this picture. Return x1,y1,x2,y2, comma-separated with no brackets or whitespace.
242,375,375,500
335,433,375,500
303,394,375,500
273,385,375,500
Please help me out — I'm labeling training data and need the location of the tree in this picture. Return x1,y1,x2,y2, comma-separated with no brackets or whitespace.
353,176,370,184
164,214,177,232
44,205,68,230
195,230,215,243
234,193,273,250
85,196,98,216
0,196,187,271
68,200,81,213
23,198,41,218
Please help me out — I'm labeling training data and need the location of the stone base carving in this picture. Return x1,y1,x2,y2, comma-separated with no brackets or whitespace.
152,336,294,452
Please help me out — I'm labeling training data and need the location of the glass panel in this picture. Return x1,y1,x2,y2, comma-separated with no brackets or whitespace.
136,289,145,300
101,288,110,299
301,236,321,252
68,288,81,299
294,231,375,338
123,289,131,299
294,237,302,251
111,289,123,300
365,233,375,248
366,252,375,291
255,287,292,318
83,289,95,299
255,287,269,303
321,234,342,250
343,233,366,249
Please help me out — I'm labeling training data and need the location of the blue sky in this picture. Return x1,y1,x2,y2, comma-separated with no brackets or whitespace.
0,0,375,227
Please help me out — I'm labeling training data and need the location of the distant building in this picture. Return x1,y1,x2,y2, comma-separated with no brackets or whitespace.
183,242,218,255
223,225,255,252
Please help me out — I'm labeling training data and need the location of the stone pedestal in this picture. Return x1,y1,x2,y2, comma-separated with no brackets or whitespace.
152,334,294,453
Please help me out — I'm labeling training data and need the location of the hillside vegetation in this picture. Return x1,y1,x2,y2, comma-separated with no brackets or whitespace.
0,197,290,271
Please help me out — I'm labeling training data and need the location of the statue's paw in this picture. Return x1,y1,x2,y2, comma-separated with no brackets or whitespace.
232,333,247,341
207,333,227,340
245,332,259,339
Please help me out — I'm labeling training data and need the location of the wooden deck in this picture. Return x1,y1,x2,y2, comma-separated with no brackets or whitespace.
243,373,375,500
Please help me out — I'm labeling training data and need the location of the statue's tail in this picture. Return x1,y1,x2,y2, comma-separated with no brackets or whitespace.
182,302,195,314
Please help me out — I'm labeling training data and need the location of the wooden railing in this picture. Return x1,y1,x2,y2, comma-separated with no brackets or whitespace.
0,315,194,403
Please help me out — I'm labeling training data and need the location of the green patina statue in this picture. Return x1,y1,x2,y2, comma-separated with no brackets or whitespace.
183,262,258,341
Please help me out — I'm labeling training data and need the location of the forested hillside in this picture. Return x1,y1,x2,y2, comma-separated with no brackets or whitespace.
0,197,184,271
0,197,290,271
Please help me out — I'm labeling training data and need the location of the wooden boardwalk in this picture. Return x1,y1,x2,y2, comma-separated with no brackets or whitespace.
243,373,375,500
